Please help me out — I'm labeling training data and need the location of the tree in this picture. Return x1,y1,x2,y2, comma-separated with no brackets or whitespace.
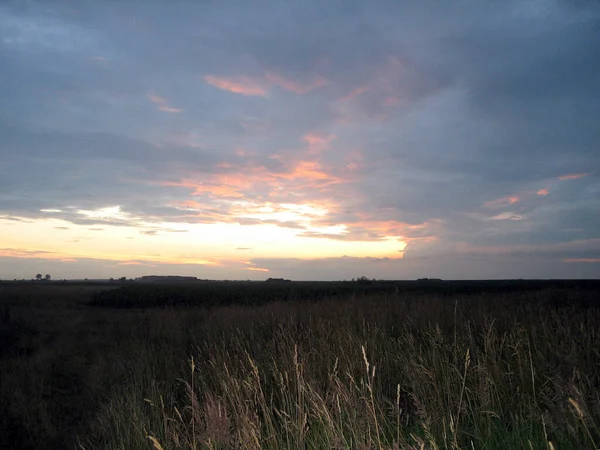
356,276,373,285
36,274,42,281
44,274,51,281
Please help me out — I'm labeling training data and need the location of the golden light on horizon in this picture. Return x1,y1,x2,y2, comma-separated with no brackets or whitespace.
0,206,407,270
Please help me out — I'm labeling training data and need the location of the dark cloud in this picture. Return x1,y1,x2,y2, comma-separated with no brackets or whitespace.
1,0,599,279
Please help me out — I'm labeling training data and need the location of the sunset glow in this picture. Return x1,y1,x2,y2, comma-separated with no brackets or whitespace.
1,1,599,280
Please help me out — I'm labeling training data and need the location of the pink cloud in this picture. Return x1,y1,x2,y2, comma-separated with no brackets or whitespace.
203,75,268,96
158,105,183,113
558,173,590,180
303,132,336,153
204,72,327,96
164,158,346,202
564,258,600,263
383,96,401,106
484,196,520,208
340,85,371,102
265,72,328,94
148,92,183,113
163,179,246,198
148,93,166,104
537,188,550,196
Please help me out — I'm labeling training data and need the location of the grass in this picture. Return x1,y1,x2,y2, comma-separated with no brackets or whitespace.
1,281,599,449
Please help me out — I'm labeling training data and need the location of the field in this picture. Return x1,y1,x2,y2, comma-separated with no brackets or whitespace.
1,280,599,449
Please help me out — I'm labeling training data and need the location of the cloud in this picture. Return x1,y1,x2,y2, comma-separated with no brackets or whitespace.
565,258,600,264
488,212,525,221
484,196,520,208
303,131,336,153
0,248,77,262
204,72,328,97
265,71,327,94
340,85,371,102
558,173,591,181
1,0,599,279
203,75,268,96
148,92,183,113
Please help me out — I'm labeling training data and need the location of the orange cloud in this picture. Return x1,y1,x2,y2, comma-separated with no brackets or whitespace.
163,179,246,198
344,150,363,172
354,220,435,242
0,248,77,262
204,72,327,96
148,92,183,113
484,196,520,208
173,200,212,211
0,247,221,266
279,160,341,185
303,213,438,245
204,75,268,96
564,258,600,263
246,267,269,272
537,188,550,196
558,173,590,180
265,72,327,94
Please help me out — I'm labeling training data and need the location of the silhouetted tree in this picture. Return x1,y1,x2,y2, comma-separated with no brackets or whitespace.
44,274,51,281
356,276,373,285
265,278,291,283
36,274,42,281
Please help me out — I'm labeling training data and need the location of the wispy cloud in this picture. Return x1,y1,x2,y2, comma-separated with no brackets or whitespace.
203,75,268,96
489,212,525,221
484,196,520,208
303,132,336,153
564,258,600,263
0,248,72,260
558,173,591,181
265,72,327,94
204,72,327,97
340,85,371,102
148,92,183,113
1,0,599,279
246,267,269,272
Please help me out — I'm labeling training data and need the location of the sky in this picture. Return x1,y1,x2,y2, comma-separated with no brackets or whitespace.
1,0,599,280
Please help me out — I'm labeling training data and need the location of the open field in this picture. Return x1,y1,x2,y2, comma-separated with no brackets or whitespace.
1,280,599,449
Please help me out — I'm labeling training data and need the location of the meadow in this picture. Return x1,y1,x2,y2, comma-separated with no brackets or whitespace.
0,280,599,449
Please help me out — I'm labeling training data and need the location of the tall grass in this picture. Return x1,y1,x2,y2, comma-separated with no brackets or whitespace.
1,284,598,449
75,290,600,450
